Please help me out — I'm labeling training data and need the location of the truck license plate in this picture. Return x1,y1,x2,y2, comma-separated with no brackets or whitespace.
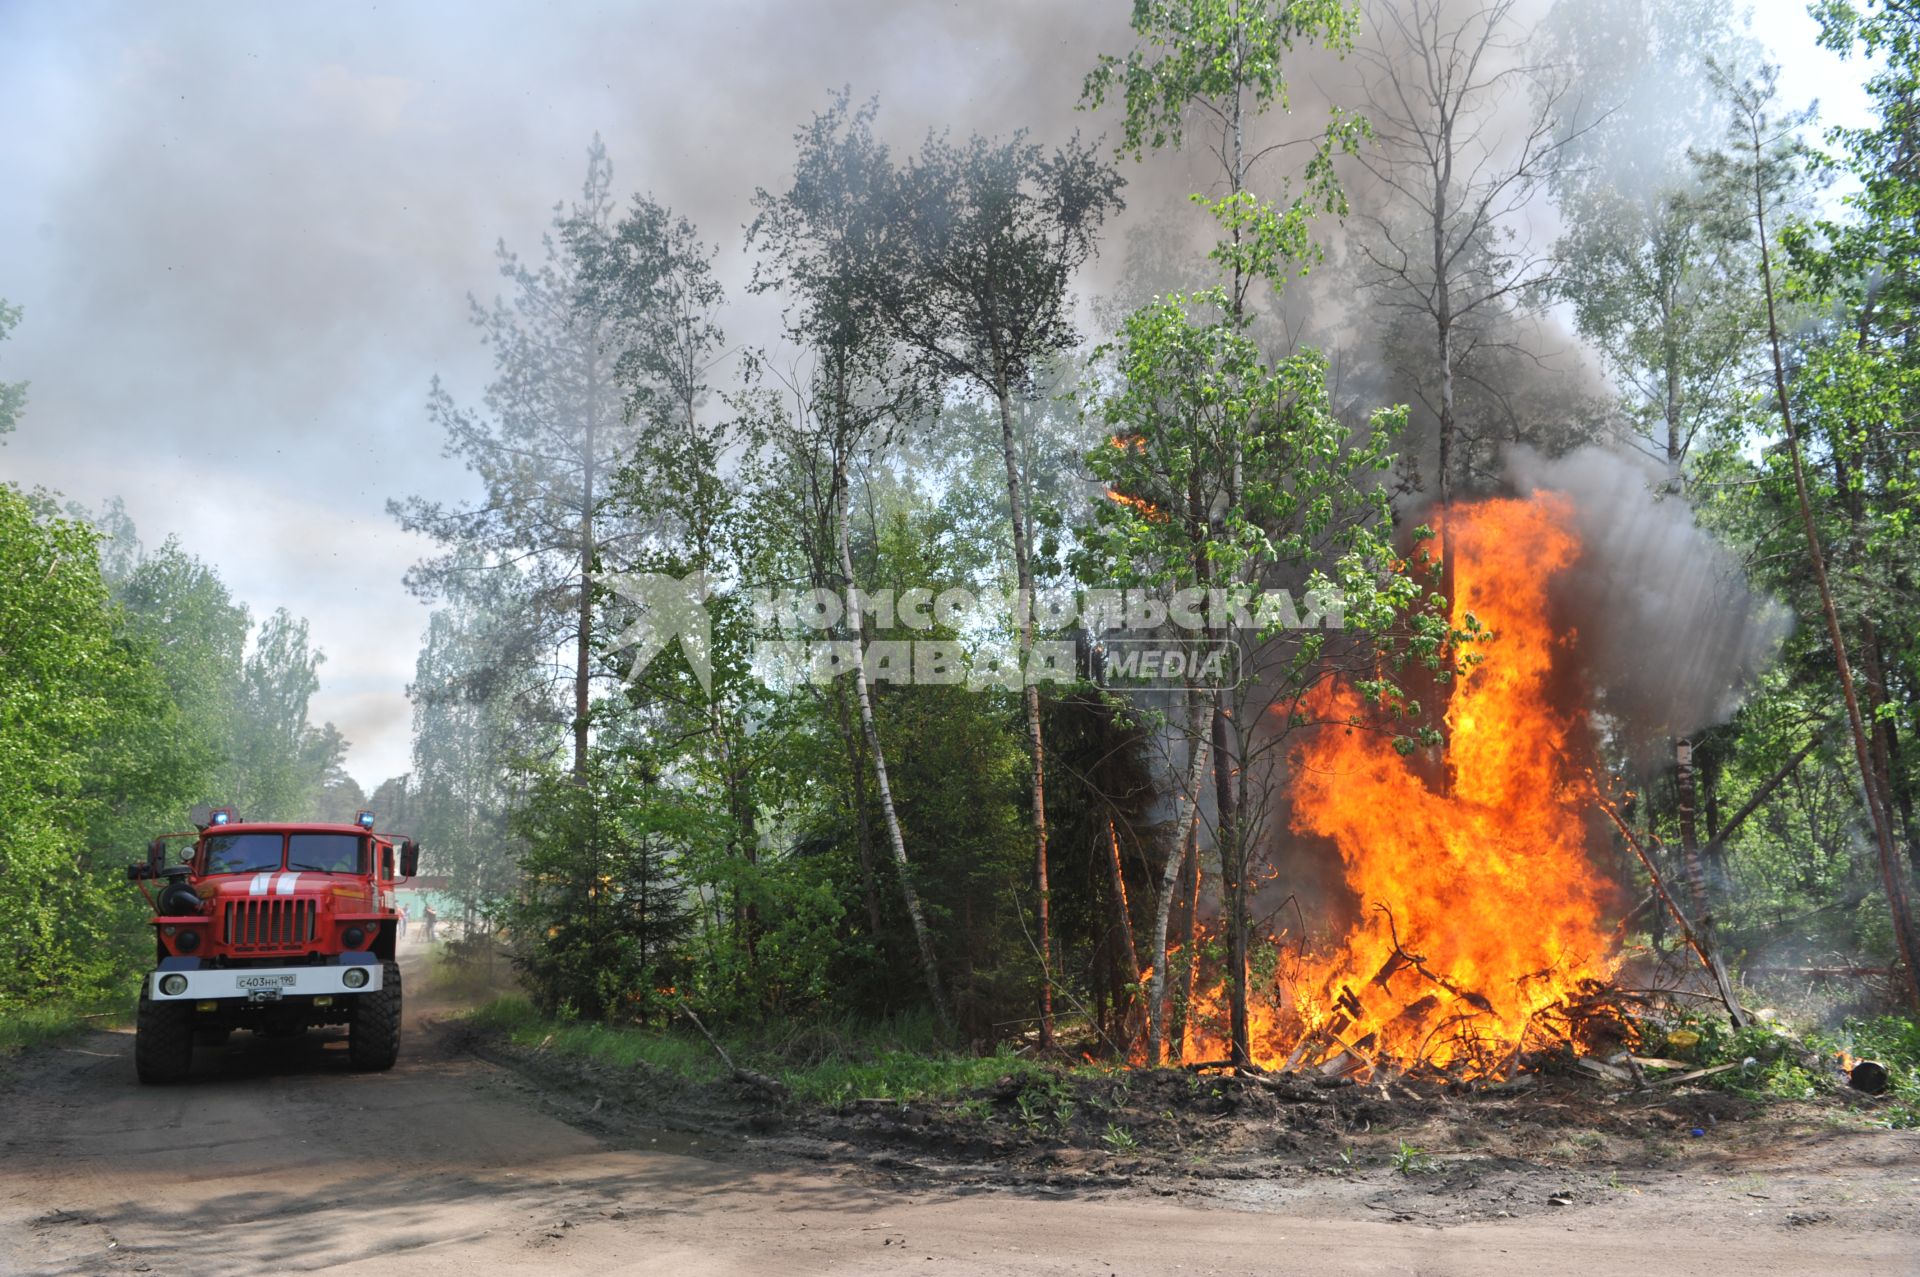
238,974,295,999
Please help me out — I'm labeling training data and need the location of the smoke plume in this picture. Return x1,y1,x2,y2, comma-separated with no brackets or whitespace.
1506,443,1789,761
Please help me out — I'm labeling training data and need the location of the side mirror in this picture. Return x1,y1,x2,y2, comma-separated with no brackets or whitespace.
129,838,169,881
399,840,420,878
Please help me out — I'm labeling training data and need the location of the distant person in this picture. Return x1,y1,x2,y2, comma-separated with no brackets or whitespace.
422,903,438,942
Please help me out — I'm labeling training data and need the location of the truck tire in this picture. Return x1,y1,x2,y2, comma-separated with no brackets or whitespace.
135,991,193,1084
348,960,401,1071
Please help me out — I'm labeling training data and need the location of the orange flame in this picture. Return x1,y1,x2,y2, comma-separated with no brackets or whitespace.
1104,488,1167,522
1184,493,1618,1075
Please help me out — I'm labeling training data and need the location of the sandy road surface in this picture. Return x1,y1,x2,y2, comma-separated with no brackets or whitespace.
2,959,1915,1277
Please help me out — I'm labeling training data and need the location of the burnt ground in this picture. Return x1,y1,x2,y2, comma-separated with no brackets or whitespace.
463,1025,1920,1237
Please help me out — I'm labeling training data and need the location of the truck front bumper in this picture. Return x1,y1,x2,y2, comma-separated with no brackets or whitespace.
146,963,383,1002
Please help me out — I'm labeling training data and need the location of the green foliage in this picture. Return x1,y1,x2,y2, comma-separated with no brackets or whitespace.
0,299,24,442
1083,0,1364,307
1655,1010,1920,1126
0,490,196,1002
466,994,1054,1105
1392,1141,1437,1175
1083,0,1360,159
503,759,699,1022
0,988,132,1054
1080,289,1447,741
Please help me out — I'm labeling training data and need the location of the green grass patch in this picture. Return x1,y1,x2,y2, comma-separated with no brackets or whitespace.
465,995,1065,1105
0,990,132,1054
1651,1010,1920,1126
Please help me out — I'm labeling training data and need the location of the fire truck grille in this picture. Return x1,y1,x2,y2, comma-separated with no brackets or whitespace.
223,898,317,950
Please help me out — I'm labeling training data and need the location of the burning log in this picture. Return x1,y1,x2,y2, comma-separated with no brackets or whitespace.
1849,1060,1889,1094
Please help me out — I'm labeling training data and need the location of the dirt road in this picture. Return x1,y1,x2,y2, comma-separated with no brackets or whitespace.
3,962,1915,1276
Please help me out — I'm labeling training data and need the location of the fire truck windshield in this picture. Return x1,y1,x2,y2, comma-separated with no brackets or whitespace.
288,833,366,873
202,833,283,875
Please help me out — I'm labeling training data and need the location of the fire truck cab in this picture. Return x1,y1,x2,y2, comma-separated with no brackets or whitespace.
126,805,419,1083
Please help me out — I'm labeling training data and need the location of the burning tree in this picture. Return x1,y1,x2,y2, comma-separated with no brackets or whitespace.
1081,289,1449,1066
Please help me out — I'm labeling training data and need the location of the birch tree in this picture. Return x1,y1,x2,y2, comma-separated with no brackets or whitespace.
747,95,950,1021
1083,0,1367,1066
1351,0,1574,561
881,131,1124,1047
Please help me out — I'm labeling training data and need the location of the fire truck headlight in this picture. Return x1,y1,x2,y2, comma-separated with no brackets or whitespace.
175,930,199,953
342,967,370,990
343,927,365,949
158,974,189,996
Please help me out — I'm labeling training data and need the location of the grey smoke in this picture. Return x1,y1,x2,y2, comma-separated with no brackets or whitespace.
1506,444,1789,756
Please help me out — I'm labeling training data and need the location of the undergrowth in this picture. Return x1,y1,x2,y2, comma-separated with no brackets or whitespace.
466,994,1067,1105
1646,1011,1920,1127
0,988,133,1054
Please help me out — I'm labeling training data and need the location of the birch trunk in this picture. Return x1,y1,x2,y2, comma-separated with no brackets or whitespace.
835,463,950,1024
1146,730,1211,1063
995,382,1054,1047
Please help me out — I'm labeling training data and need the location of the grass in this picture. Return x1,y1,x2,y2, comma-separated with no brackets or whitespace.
0,989,132,1055
466,994,1069,1105
1652,1010,1920,1128
1392,1140,1437,1175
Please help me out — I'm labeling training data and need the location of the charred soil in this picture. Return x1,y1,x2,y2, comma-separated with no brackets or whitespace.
465,1024,1920,1236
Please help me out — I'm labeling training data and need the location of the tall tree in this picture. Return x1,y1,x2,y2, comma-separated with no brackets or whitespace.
1083,0,1366,321
1798,0,1920,885
225,608,339,820
1081,291,1443,1065
1351,0,1574,544
1698,60,1920,1008
1543,0,1766,926
881,130,1125,1046
748,94,951,1022
1083,0,1366,1066
1544,0,1762,484
392,140,675,778
413,615,513,926
0,488,180,1000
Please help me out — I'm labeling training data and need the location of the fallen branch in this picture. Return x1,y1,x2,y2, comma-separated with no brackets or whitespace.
675,999,789,1100
1375,904,1493,1013
1598,798,1750,1028
1652,1062,1738,1087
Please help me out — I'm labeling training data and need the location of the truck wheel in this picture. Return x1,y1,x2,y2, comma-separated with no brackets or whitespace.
348,960,401,1071
135,991,193,1084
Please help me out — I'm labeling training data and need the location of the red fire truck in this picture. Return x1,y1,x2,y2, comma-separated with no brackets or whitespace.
126,805,419,1083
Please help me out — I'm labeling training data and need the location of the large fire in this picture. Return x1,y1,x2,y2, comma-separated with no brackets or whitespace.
1185,492,1620,1076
